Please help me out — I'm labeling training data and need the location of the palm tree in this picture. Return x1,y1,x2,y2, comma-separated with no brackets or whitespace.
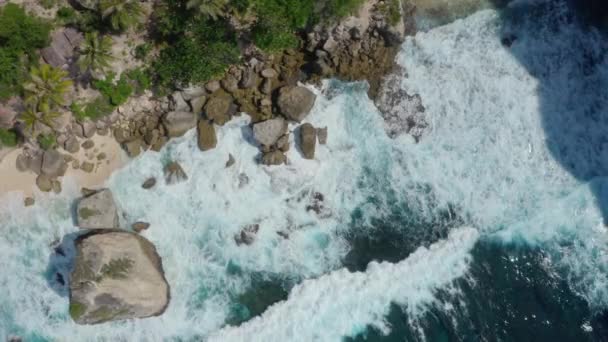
99,0,144,32
78,32,115,76
20,106,62,133
186,0,228,20
23,64,73,113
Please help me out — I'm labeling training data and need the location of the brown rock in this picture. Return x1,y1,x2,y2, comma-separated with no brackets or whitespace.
132,221,150,233
204,94,235,126
81,161,94,173
81,140,94,150
261,150,286,165
164,161,187,185
277,134,290,152
299,123,316,159
36,175,53,192
277,86,316,122
261,68,278,78
234,224,260,245
123,139,142,158
197,120,217,151
64,136,80,153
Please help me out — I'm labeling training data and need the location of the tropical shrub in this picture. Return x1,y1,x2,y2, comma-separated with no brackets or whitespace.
78,32,115,76
0,4,51,100
20,107,62,133
125,68,151,94
93,72,133,106
0,128,18,147
71,97,114,121
134,42,152,60
37,132,57,150
23,64,73,112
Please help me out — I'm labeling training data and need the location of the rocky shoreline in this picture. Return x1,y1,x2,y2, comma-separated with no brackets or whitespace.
0,0,413,200
0,0,414,328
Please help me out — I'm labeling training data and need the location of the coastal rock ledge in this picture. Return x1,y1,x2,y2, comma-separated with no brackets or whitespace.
69,230,170,324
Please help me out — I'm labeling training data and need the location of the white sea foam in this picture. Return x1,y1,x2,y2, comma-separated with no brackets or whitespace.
210,227,478,342
394,4,608,307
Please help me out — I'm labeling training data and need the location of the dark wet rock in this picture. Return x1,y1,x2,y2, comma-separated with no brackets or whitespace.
142,178,156,189
81,187,97,196
162,111,197,138
164,161,187,185
197,120,217,151
253,118,287,147
226,153,235,168
261,150,286,165
299,123,316,159
234,224,260,245
69,230,170,324
132,222,150,233
36,175,53,192
76,189,119,229
277,86,316,122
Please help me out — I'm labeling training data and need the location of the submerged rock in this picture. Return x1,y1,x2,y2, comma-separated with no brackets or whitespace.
277,86,316,122
76,189,119,229
234,224,260,245
69,230,170,324
164,161,188,185
299,123,317,159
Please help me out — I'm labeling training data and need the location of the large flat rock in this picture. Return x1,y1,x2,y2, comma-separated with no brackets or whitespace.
69,230,170,324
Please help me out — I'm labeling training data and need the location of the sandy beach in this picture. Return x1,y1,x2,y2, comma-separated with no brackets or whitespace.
0,134,128,197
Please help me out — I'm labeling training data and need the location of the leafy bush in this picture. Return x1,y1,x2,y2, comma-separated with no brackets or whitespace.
125,67,151,94
93,72,133,106
134,42,152,60
0,4,51,100
37,132,56,150
152,14,239,89
325,0,365,19
0,128,18,147
56,6,78,25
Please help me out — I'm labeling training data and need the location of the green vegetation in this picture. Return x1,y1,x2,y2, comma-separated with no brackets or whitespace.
93,72,133,106
37,132,57,150
56,6,78,25
71,97,114,121
23,64,72,112
0,128,18,147
0,4,51,100
100,0,145,32
186,0,228,20
125,68,151,94
134,42,152,60
20,107,62,133
69,301,87,320
99,257,133,280
78,32,115,76
378,0,401,26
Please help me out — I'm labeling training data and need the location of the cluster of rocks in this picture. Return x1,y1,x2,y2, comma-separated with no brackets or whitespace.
304,0,410,99
16,148,66,194
68,188,170,325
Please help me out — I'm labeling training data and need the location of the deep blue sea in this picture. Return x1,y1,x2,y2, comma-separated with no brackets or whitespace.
2,0,608,340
